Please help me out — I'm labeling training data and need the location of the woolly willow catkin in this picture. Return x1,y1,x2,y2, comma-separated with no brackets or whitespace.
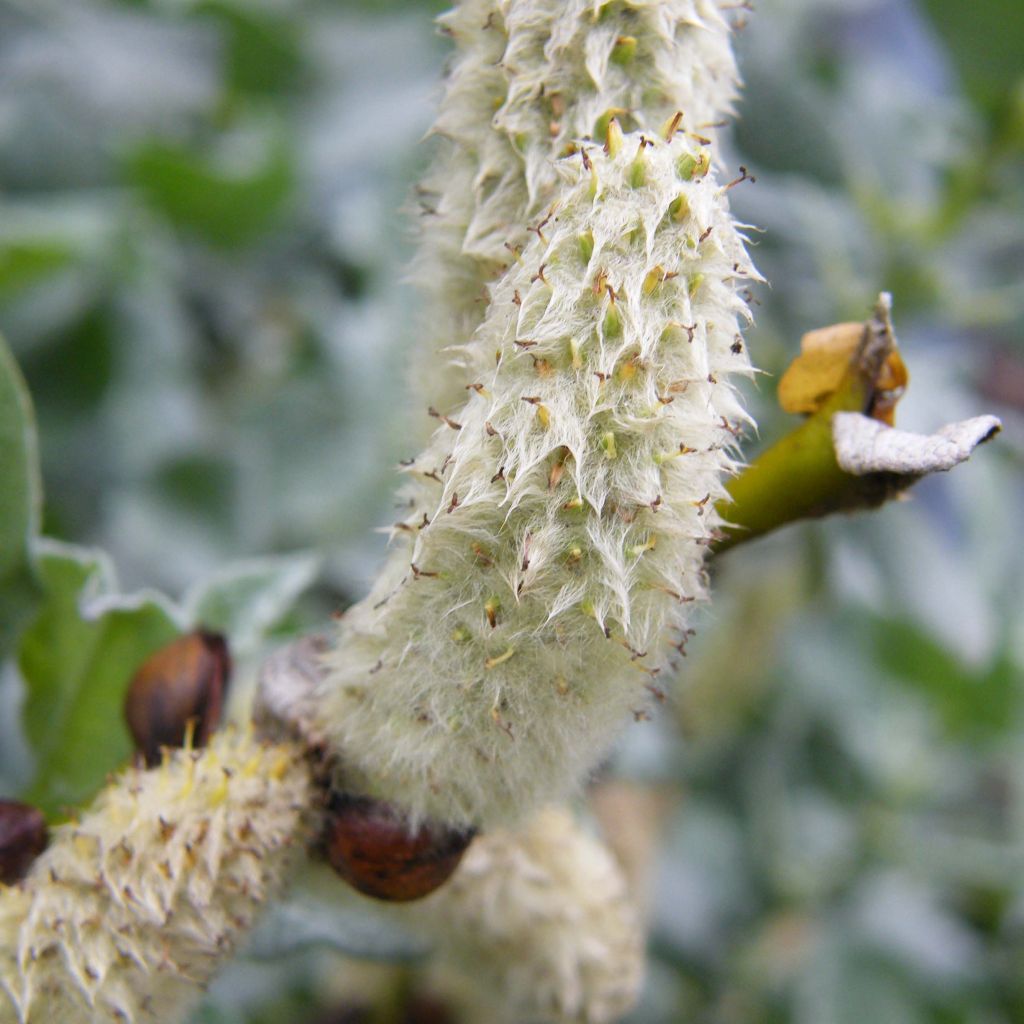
413,0,740,427
321,126,757,830
418,807,643,1023
0,731,312,1024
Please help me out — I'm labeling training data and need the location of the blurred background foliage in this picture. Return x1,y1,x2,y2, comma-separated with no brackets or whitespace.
0,0,1021,1020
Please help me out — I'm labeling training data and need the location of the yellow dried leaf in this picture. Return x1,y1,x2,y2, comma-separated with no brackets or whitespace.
778,320,908,423
777,322,863,414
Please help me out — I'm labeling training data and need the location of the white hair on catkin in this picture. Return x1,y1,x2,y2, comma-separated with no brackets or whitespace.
417,807,643,1023
0,731,313,1024
321,127,758,830
413,0,739,429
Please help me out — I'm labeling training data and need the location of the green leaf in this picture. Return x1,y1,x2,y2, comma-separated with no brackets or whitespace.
869,614,1017,742
125,134,293,248
16,546,318,818
0,333,42,658
0,241,76,298
19,540,181,818
921,0,1024,116
196,1,304,98
181,553,319,656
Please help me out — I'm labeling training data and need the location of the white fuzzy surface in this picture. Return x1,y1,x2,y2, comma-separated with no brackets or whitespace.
321,128,757,829
0,731,312,1024
412,0,739,429
418,807,644,1023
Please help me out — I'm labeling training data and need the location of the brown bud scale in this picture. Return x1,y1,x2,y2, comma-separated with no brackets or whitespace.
325,794,474,902
0,798,48,884
125,630,231,767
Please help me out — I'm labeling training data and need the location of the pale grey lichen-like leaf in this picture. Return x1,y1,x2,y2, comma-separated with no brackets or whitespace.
833,412,1001,478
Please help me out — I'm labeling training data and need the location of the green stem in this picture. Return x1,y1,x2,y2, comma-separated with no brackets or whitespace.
713,295,896,554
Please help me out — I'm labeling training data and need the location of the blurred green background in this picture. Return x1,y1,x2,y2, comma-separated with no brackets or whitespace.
0,0,1022,1020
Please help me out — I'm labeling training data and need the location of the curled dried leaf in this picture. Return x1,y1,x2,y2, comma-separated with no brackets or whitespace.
832,412,1002,478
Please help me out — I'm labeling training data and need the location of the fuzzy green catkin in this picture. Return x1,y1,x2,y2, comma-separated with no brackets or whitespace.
418,808,643,1024
413,0,739,429
321,129,756,829
0,730,313,1024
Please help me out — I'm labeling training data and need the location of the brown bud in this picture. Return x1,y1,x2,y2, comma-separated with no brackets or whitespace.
0,798,48,884
324,794,474,902
312,996,456,1024
125,630,230,767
